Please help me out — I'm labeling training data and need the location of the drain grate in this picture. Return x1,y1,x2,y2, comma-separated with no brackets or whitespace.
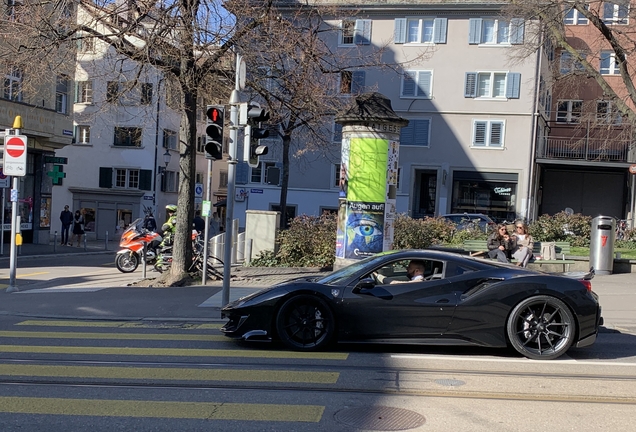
434,378,466,387
334,406,425,431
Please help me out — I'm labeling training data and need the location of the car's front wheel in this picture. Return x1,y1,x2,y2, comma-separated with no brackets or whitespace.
276,295,335,351
507,295,575,360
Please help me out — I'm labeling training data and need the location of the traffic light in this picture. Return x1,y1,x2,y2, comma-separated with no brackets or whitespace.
242,103,270,168
205,105,224,160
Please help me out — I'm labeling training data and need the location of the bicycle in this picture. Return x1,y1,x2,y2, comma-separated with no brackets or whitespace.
616,219,629,241
155,232,224,280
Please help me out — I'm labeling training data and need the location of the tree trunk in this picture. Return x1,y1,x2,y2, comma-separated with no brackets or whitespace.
279,133,291,229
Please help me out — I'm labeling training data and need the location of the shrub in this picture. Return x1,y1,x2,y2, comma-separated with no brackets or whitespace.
528,212,591,247
392,214,455,249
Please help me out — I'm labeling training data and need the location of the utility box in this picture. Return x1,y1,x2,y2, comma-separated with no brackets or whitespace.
245,210,280,260
589,216,616,275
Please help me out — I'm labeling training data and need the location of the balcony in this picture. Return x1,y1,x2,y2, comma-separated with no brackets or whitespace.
538,136,636,164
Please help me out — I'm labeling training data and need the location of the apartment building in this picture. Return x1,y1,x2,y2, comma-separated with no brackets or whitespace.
0,1,74,244
233,0,544,226
51,5,224,240
540,1,636,222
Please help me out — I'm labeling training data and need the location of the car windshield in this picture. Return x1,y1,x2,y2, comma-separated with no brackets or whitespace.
316,252,396,285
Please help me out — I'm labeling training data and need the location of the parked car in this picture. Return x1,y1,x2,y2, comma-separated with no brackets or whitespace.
441,213,496,232
221,249,601,360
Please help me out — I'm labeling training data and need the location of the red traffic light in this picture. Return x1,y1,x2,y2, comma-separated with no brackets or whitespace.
208,107,221,122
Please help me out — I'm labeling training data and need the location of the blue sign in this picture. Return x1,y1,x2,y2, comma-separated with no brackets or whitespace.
250,189,263,194
63,129,74,136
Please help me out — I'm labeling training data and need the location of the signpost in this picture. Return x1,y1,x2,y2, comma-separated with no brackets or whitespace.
4,117,26,292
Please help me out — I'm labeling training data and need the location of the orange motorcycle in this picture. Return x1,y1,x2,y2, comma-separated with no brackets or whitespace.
115,218,162,273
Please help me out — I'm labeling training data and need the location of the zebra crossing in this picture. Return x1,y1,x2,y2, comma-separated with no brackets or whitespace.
0,319,348,426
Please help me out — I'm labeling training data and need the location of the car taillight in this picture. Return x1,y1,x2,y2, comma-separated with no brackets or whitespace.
578,279,592,292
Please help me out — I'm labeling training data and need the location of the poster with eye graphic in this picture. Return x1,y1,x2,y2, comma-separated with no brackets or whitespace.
341,137,389,259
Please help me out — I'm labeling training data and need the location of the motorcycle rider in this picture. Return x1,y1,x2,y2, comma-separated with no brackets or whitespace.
158,204,177,247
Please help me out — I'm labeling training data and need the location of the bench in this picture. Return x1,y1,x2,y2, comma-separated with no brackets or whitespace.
462,240,575,271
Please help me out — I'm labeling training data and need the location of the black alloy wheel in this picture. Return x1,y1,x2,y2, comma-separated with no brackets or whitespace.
507,295,575,360
115,252,139,273
276,295,335,351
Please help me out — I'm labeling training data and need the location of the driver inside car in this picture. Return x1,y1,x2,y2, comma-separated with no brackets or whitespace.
374,260,426,284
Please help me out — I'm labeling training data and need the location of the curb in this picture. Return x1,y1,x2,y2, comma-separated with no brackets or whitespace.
0,310,225,322
0,250,114,261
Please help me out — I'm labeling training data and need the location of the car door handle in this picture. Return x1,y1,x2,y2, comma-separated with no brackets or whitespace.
436,298,450,304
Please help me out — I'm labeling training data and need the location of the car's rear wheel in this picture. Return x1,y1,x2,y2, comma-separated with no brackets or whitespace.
507,295,575,360
276,295,335,351
115,252,139,273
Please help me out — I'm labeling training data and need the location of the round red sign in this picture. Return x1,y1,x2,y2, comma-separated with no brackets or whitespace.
630,164,636,174
5,136,25,158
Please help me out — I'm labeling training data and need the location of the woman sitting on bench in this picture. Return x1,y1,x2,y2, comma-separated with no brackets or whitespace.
487,224,515,263
511,222,534,267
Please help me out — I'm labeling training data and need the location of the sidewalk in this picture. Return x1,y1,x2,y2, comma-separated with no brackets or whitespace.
0,238,115,260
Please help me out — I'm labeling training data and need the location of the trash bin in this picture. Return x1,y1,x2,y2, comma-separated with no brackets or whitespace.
589,216,616,275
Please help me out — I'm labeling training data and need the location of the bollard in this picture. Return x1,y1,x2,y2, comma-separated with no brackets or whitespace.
83,235,87,251
105,231,109,250
142,241,147,279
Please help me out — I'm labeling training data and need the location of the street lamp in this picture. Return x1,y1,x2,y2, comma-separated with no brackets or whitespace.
158,149,172,174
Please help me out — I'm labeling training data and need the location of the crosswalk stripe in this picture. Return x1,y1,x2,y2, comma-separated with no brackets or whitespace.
0,364,339,383
0,345,349,360
15,320,224,330
0,331,227,341
0,397,324,422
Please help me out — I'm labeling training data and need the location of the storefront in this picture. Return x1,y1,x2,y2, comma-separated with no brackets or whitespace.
451,171,518,222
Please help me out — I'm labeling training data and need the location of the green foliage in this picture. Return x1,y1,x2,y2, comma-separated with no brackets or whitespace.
616,240,636,250
392,215,455,249
249,213,337,268
528,212,591,247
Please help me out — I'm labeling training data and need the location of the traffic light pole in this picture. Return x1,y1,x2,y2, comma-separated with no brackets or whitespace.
222,53,242,307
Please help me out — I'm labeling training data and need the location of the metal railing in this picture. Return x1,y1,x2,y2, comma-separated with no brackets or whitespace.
538,136,635,163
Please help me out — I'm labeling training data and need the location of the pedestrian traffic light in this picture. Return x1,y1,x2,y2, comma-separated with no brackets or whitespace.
242,103,270,168
205,105,224,160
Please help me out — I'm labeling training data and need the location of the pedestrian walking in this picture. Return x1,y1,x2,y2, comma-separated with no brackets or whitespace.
59,205,73,246
192,210,205,234
71,210,85,247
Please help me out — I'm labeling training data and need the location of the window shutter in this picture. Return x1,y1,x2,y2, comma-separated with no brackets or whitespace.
473,122,486,146
510,18,525,44
505,72,521,99
73,125,78,144
464,72,477,97
267,165,282,186
490,122,503,146
400,122,414,145
468,18,482,44
236,162,249,185
354,19,371,45
99,167,113,188
433,18,448,44
414,120,430,147
394,18,407,44
351,71,365,93
139,169,152,191
74,82,79,103
402,72,416,97
417,71,432,98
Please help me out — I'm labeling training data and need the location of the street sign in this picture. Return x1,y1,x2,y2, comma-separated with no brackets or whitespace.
0,167,9,188
3,135,27,176
250,189,263,194
629,164,636,174
194,183,203,198
44,156,68,164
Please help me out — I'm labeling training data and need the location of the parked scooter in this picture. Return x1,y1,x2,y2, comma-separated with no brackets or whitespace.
115,218,162,273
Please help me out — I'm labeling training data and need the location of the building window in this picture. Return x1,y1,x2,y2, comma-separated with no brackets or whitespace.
219,170,228,188
3,66,23,102
77,34,95,52
340,71,365,94
339,19,371,45
401,71,432,98
556,100,583,123
6,0,24,21
407,18,435,43
75,125,90,144
163,129,177,150
107,81,119,103
468,18,524,45
196,135,206,153
564,4,589,25
195,172,204,185
394,17,447,44
596,101,623,124
162,171,178,193
250,161,276,184
472,120,504,147
560,51,586,74
115,168,140,189
600,50,621,75
114,127,143,147
464,72,521,99
333,123,343,142
451,172,518,222
141,83,153,105
76,80,93,103
603,2,629,25
55,75,69,114
400,119,431,147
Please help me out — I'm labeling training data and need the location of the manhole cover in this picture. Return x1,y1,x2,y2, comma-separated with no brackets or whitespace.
434,379,466,387
334,406,425,431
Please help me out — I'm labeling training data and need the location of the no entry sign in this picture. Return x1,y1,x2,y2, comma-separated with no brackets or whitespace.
3,134,27,176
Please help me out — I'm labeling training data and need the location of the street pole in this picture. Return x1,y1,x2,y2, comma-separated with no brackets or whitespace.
202,157,212,285
6,119,22,293
222,53,242,307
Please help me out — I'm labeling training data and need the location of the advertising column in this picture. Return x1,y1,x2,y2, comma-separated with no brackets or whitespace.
334,93,408,269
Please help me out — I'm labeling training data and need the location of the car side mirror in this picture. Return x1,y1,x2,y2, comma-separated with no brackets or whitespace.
353,278,375,293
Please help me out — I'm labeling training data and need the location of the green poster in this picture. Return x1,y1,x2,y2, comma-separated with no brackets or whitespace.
348,137,388,203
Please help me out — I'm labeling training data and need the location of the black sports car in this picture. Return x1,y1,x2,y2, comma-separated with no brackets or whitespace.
221,250,602,360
